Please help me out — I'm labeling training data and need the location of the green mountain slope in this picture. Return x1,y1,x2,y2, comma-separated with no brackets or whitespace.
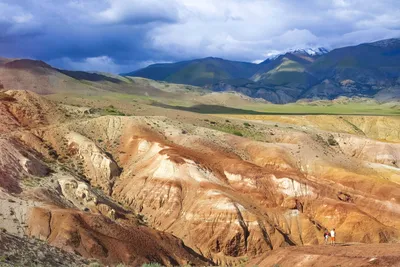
125,57,260,86
251,53,318,89
303,38,400,99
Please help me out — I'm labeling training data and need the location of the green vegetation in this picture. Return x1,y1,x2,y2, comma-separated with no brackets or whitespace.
126,57,260,86
102,105,125,116
233,130,243,136
152,101,400,116
204,120,267,141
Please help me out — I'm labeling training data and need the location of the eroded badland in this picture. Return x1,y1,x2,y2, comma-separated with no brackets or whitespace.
0,87,399,267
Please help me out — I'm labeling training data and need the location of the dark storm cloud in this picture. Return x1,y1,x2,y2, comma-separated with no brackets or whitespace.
0,0,399,73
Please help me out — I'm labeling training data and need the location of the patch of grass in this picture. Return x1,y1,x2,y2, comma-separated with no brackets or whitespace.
233,130,243,136
0,255,7,262
102,105,126,116
152,100,400,116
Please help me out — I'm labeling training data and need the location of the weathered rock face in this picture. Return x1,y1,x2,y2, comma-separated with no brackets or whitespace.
0,231,90,267
0,92,212,266
65,132,121,194
0,138,50,193
27,207,211,266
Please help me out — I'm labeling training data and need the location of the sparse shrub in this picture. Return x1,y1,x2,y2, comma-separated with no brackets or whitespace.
233,131,243,137
48,149,59,159
0,255,7,262
142,263,164,267
88,262,102,267
97,139,103,143
225,119,231,123
327,136,339,146
243,122,251,127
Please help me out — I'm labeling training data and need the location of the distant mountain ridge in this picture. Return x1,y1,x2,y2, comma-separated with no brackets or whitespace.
125,57,260,86
0,38,399,104
125,38,400,103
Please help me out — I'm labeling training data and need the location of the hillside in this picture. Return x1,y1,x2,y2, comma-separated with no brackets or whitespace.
304,38,400,100
248,243,400,267
0,58,267,111
125,57,260,86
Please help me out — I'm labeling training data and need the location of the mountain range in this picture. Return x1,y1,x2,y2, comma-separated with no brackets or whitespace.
125,38,400,103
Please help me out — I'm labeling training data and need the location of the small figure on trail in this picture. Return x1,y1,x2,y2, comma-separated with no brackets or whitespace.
323,229,330,245
330,228,336,245
108,209,116,220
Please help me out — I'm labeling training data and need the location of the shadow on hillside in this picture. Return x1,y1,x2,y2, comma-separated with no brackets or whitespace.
59,70,123,83
152,102,267,114
151,102,400,116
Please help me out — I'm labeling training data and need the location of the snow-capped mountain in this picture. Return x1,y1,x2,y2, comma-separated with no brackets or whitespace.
290,47,329,56
264,47,329,60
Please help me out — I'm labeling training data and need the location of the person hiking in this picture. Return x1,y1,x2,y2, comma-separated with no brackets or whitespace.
323,229,330,244
330,228,336,245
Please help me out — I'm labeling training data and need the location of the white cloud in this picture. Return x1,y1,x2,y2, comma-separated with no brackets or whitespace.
51,56,120,73
146,0,400,63
12,13,33,23
95,0,180,25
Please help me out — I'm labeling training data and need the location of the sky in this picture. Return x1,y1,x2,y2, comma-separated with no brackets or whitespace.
0,0,400,73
